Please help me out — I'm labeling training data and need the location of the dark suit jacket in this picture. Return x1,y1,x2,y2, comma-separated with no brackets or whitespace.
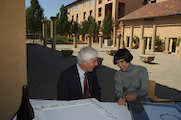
57,64,101,101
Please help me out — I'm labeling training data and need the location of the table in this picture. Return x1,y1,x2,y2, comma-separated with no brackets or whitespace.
127,97,181,120
13,98,131,120
12,98,181,120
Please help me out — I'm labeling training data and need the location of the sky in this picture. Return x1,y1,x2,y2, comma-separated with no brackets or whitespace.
25,0,75,19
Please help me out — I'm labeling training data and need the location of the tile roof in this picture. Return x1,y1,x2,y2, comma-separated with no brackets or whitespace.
118,0,181,21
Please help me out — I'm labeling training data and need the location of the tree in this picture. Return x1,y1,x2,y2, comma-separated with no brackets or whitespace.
101,11,112,39
26,0,44,43
71,21,80,34
56,5,70,35
79,16,99,41
26,9,30,35
43,17,51,37
79,20,89,41
88,16,99,36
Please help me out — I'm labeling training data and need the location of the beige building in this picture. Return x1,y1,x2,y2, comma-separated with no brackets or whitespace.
65,0,144,42
0,0,27,120
118,0,181,53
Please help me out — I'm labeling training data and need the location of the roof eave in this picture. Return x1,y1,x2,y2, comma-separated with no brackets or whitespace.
117,14,181,22
64,0,81,8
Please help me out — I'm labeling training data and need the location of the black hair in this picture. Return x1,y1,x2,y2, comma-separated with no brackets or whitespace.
113,48,133,64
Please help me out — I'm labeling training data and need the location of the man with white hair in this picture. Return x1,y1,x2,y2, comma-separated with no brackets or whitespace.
57,46,101,101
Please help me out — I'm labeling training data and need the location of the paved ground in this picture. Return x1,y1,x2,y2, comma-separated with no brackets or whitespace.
27,40,181,102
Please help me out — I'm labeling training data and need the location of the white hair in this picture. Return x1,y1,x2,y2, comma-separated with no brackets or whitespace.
77,46,98,64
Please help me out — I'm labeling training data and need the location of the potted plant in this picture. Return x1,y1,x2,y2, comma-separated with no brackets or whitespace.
150,35,163,52
175,37,181,54
101,11,113,46
133,35,140,49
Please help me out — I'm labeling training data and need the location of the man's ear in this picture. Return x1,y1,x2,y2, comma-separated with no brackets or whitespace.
82,60,86,64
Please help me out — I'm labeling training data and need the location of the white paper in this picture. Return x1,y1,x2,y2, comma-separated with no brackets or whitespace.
43,103,108,120
101,102,132,120
32,98,126,120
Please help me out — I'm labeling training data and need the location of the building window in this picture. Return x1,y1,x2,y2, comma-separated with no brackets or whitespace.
151,0,156,3
76,14,78,21
98,8,102,17
72,15,74,20
67,8,69,14
84,1,87,9
108,0,111,1
118,2,125,18
90,0,93,7
76,4,79,11
99,0,102,4
72,6,74,13
98,21,101,28
90,10,92,16
83,12,86,19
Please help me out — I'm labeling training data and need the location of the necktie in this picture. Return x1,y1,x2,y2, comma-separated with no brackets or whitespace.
84,72,89,99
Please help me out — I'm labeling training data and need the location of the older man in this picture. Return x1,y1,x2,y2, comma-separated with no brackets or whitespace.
57,46,101,101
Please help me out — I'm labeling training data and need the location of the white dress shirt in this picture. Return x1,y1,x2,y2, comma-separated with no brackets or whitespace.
76,63,89,94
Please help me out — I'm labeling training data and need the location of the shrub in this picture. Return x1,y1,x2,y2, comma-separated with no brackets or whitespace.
174,37,181,47
101,11,112,39
47,37,51,41
150,35,163,46
67,37,73,42
47,36,73,42
133,35,140,44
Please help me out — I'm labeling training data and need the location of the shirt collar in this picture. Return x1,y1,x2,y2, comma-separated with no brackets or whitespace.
125,63,133,72
76,63,85,77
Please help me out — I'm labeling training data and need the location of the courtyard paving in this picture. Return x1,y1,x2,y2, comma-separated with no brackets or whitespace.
27,40,181,101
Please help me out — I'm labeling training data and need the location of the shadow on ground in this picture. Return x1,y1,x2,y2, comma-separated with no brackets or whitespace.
27,44,181,102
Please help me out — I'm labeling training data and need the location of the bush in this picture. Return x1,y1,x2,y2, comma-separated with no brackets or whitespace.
101,11,112,39
67,37,73,42
47,36,73,42
174,37,181,47
150,35,163,46
47,37,51,41
133,35,140,44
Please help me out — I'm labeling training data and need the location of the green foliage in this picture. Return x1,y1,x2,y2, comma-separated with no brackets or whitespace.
150,35,163,46
48,21,51,36
70,21,80,34
26,0,44,37
174,37,181,46
133,35,140,44
101,11,112,39
42,17,51,36
56,5,70,35
79,20,89,35
47,36,73,42
88,16,99,36
79,16,99,36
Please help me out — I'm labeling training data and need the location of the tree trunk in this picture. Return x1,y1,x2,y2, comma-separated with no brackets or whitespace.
33,32,35,44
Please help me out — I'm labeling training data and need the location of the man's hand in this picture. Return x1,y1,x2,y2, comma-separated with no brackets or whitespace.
117,98,127,106
126,93,137,102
